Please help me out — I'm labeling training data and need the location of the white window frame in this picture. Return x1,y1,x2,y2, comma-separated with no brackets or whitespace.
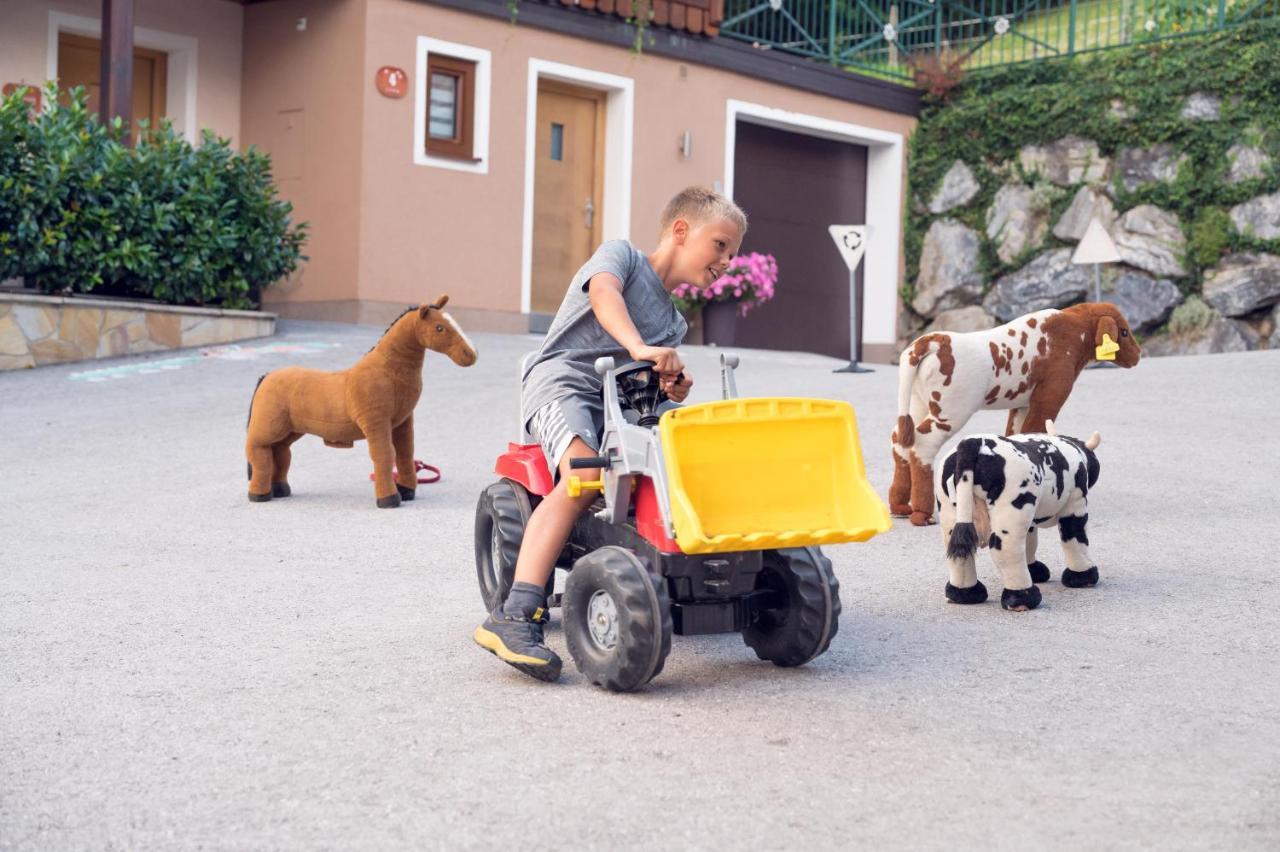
413,36,491,174
723,99,905,348
521,59,634,315
48,12,199,143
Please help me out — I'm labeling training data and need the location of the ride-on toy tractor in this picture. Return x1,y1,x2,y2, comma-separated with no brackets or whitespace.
474,355,890,691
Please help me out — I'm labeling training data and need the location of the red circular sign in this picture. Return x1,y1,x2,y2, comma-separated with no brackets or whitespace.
375,66,408,99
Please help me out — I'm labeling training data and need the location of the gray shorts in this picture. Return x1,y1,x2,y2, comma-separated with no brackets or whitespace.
528,398,602,478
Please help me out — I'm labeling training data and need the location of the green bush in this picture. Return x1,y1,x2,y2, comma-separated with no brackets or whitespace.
0,85,306,309
1167,295,1216,335
1187,207,1232,269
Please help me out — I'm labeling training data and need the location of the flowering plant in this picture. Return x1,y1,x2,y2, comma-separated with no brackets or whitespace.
671,252,778,318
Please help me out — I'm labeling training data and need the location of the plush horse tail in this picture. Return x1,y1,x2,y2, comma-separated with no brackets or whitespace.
895,341,923,449
246,373,268,480
946,437,983,560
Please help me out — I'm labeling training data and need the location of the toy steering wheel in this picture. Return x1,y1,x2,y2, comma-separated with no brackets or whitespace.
612,360,679,428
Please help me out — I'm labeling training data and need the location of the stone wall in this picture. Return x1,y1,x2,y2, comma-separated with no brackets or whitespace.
901,20,1280,359
0,292,276,371
904,128,1280,355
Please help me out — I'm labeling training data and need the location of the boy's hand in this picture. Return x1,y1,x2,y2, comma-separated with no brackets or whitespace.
662,370,693,403
631,345,683,377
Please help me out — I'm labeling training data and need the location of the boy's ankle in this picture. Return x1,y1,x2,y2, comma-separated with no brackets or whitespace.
503,581,547,620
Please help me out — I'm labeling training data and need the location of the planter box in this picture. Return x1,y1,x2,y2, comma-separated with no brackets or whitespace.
0,291,276,371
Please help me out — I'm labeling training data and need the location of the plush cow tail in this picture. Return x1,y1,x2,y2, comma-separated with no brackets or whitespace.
946,438,983,560
895,346,922,449
246,373,267,480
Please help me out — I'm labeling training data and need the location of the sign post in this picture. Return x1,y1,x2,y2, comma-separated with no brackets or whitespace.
828,224,872,374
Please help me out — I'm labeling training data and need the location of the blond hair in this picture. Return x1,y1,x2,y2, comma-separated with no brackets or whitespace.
659,186,747,237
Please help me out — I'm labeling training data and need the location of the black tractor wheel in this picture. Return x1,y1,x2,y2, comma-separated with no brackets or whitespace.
563,546,672,692
743,547,842,667
474,479,545,613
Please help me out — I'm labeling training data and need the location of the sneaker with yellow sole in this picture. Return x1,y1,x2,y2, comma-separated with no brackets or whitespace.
473,607,562,682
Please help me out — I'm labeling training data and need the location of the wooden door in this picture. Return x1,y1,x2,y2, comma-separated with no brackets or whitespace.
57,33,167,143
728,121,868,359
531,81,605,315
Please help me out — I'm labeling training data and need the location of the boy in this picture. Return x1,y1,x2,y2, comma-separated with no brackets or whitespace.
474,186,747,681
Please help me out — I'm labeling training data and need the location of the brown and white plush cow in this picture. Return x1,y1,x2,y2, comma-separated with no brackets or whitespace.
889,302,1139,526
935,423,1103,612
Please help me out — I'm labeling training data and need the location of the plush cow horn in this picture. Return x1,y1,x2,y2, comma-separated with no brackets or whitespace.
1086,431,1102,450
1044,419,1057,436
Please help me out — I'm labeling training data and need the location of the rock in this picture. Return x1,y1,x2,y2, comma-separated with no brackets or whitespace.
1053,187,1117,241
897,305,927,342
1270,304,1280,348
1235,318,1265,349
1100,268,1183,332
1110,205,1187,278
1142,317,1253,356
1018,136,1109,187
923,306,998,335
912,219,984,317
1226,143,1271,184
1111,144,1188,194
1180,92,1221,121
986,183,1052,265
1229,191,1280,240
1201,252,1280,317
983,249,1092,322
928,160,981,214
1109,99,1131,120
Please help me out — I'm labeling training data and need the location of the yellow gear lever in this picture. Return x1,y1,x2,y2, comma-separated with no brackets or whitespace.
566,476,605,498
1095,333,1119,361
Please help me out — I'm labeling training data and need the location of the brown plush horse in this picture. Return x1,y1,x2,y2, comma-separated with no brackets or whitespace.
245,295,478,507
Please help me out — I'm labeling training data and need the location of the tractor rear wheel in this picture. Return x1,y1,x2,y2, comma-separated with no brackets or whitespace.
474,479,547,613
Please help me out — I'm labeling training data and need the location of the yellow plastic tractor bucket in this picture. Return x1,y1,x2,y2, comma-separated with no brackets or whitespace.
659,397,891,555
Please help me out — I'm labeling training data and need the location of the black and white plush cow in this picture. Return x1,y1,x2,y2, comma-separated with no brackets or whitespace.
934,422,1102,612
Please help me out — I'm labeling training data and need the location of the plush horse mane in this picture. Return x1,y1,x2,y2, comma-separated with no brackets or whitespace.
366,306,418,354
364,300,450,354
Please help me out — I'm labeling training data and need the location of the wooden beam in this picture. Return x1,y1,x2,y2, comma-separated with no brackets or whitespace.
100,0,135,145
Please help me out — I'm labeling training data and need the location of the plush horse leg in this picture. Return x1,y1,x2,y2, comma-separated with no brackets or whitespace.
391,415,416,502
363,421,400,508
246,443,275,502
270,433,302,498
939,496,986,604
1057,503,1099,588
1026,525,1050,583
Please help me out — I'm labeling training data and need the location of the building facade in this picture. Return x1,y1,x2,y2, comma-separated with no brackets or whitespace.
1,0,920,361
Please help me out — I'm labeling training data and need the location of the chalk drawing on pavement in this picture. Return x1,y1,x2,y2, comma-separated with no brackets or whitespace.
68,341,342,382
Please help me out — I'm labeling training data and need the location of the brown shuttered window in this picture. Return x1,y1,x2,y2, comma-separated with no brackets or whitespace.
426,54,477,160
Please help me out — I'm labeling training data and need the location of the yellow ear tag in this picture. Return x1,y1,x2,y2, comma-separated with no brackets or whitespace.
1095,333,1119,361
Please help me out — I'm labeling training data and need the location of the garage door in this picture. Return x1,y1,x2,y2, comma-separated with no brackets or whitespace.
727,121,867,359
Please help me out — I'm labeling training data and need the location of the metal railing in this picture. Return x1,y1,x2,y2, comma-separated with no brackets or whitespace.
719,0,1280,80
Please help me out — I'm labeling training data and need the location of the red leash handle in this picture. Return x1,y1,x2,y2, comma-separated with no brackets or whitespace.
369,459,441,484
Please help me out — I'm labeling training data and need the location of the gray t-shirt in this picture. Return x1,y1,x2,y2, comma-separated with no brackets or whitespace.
521,239,688,424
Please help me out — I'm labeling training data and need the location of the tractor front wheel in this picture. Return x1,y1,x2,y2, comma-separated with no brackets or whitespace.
563,546,672,692
743,547,841,667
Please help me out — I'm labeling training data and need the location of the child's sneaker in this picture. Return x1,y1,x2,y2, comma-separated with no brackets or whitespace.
473,607,562,682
